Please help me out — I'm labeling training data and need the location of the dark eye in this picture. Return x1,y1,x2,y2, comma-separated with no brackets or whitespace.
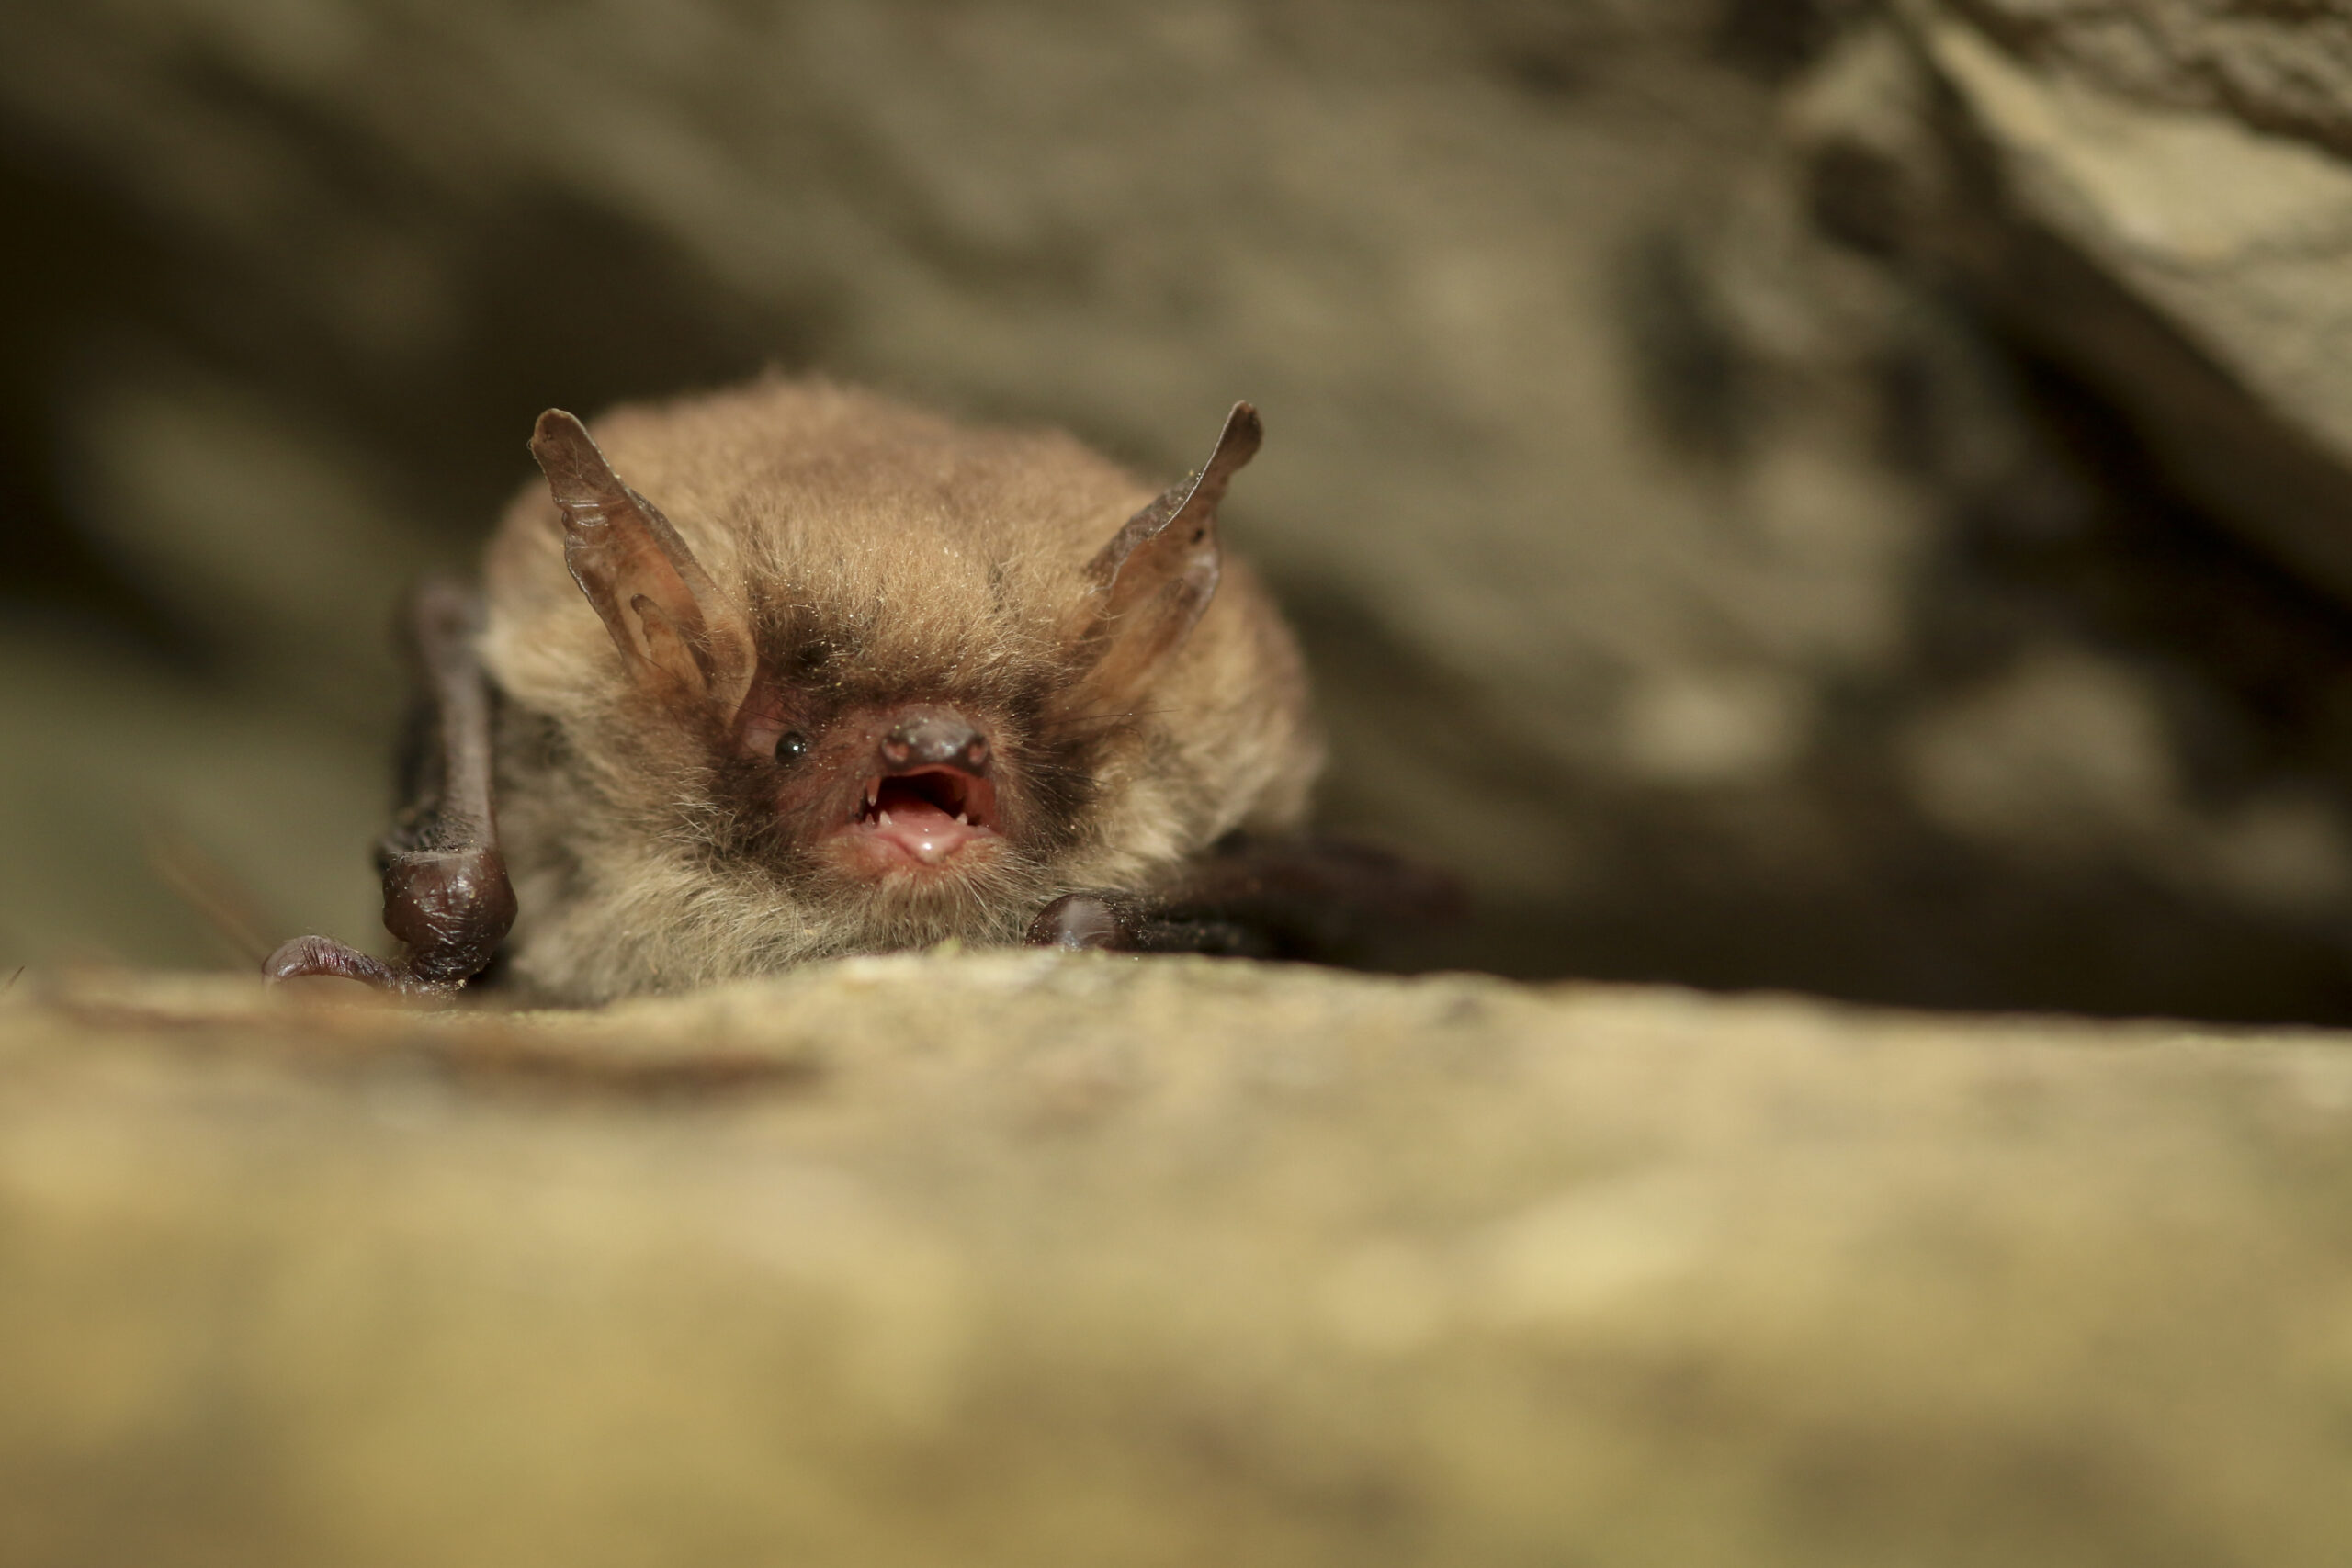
773,730,809,767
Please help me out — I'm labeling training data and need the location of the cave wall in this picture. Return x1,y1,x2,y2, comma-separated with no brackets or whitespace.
7,0,2352,1018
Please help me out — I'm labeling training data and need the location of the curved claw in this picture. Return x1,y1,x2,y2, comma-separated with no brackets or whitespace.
262,934,453,999
1026,893,1137,952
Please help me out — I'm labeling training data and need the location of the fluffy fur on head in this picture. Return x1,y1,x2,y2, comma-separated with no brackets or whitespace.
477,376,1319,1003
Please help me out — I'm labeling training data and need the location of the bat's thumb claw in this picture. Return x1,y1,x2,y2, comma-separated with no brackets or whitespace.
1027,894,1136,952
263,935,410,994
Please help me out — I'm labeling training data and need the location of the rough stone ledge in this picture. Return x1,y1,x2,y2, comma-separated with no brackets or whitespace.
6,953,2352,1565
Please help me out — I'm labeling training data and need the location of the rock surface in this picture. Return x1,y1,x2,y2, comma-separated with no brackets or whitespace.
1830,2,2352,602
6,953,2352,1564
1947,0,2352,158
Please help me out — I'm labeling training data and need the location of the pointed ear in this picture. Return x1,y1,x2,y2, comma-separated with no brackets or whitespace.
1079,401,1261,695
530,409,752,713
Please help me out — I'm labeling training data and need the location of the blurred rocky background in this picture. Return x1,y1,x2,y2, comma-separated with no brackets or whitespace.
11,0,2352,1021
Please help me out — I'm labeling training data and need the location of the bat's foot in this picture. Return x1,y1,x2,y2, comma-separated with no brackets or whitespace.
1027,893,1136,952
262,935,450,999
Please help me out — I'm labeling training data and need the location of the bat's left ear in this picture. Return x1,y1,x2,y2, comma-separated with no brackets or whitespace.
530,410,754,714
1078,401,1260,695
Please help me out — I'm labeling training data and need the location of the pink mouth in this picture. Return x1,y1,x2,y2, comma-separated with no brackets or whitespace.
828,765,1001,869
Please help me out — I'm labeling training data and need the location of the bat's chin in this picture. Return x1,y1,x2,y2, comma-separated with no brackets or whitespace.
818,764,1004,880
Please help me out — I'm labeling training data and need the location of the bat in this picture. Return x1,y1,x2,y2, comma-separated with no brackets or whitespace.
265,377,1453,1002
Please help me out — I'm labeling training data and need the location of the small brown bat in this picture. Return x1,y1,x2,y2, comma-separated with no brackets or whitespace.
266,377,1448,1003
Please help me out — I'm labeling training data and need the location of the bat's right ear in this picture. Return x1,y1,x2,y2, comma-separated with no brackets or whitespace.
1075,401,1261,697
530,410,752,714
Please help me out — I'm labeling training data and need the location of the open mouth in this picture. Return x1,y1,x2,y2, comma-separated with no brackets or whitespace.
834,765,1001,867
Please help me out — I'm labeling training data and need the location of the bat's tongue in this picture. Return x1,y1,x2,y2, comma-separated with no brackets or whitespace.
872,775,982,864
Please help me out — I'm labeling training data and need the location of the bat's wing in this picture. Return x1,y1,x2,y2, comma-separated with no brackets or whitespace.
264,578,516,998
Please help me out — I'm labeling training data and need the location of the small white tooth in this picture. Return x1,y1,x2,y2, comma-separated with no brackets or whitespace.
956,812,968,826
879,809,894,827
866,781,879,807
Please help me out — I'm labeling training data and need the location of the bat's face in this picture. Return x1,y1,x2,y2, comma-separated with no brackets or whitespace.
484,389,1301,996
789,704,1001,876
720,656,1064,907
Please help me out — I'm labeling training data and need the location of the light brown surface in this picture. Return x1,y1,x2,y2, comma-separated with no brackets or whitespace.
6,953,2352,1564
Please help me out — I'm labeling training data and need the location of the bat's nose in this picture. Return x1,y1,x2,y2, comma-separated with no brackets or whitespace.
879,707,990,774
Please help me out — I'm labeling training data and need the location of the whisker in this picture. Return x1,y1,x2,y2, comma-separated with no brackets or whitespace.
141,816,276,967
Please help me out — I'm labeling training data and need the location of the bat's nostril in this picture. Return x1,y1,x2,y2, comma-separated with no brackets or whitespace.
883,709,989,773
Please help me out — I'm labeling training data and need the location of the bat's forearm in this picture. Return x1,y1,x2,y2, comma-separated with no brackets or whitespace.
264,579,515,998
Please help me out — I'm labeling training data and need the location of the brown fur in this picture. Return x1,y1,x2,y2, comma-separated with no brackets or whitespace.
477,376,1319,1002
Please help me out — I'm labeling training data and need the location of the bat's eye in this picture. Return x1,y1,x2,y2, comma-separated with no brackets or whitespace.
774,730,810,767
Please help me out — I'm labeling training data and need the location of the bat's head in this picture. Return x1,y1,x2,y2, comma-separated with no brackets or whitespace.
481,380,1317,997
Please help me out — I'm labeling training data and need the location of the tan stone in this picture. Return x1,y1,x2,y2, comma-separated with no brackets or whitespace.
6,954,2351,1563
